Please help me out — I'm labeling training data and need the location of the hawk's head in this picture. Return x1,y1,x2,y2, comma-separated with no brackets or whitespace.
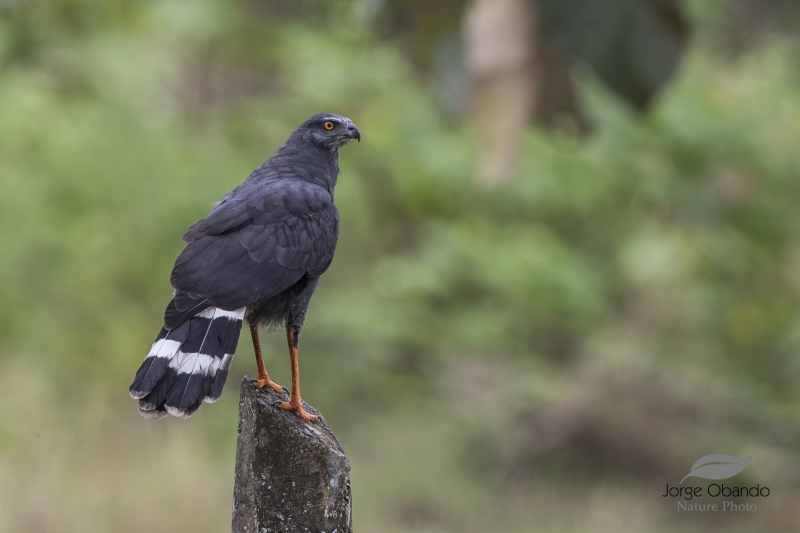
297,113,361,152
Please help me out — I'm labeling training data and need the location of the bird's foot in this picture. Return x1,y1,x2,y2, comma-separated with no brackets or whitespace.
273,399,318,423
254,376,287,396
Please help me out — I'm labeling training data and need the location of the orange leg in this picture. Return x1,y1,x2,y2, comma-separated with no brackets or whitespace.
250,324,286,395
274,326,318,423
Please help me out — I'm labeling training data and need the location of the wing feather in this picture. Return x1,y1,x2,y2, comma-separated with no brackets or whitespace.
171,180,338,310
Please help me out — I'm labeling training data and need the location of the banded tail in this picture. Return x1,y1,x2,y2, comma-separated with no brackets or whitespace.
130,307,245,419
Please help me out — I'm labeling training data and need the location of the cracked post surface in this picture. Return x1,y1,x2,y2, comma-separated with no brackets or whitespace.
232,377,352,533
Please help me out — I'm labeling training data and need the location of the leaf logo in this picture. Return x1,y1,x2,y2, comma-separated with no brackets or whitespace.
680,454,752,483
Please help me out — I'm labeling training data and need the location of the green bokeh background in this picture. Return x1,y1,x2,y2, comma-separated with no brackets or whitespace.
2,1,800,531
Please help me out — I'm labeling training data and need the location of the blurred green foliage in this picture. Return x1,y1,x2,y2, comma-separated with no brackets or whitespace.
2,1,800,532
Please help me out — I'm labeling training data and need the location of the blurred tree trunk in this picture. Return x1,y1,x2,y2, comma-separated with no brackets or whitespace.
463,0,537,187
463,0,588,187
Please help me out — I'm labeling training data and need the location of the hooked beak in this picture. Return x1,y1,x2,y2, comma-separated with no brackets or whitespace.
347,123,361,143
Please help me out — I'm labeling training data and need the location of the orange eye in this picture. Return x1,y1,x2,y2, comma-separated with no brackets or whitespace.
323,121,335,131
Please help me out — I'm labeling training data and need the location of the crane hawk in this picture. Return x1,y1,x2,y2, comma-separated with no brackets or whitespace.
130,113,360,422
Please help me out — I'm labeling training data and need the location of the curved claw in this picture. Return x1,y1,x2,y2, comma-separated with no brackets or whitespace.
254,377,286,396
274,400,319,423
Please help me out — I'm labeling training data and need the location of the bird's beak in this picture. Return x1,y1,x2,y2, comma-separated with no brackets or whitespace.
347,124,361,143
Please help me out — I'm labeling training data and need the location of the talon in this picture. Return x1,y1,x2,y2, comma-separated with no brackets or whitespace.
275,400,318,423
281,386,290,395
254,377,286,395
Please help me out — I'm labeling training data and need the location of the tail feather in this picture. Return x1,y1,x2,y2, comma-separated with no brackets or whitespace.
163,291,209,331
130,306,245,419
130,322,188,399
207,316,241,401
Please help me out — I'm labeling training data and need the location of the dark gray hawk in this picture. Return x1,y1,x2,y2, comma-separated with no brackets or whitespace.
130,113,360,422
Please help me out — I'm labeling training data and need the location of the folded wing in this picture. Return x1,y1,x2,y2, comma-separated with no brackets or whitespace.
170,180,339,312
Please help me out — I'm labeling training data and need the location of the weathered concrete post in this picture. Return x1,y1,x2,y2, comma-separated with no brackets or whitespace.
232,377,352,533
